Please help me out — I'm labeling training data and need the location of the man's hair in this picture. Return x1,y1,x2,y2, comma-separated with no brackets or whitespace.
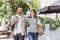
17,6,23,9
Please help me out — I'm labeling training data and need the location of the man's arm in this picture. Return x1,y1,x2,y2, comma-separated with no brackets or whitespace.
24,17,29,38
10,15,18,26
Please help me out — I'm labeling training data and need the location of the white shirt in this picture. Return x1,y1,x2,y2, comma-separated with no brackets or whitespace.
11,14,26,35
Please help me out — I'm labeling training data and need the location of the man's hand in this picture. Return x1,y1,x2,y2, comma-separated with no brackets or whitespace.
24,32,27,38
11,18,19,26
14,18,19,23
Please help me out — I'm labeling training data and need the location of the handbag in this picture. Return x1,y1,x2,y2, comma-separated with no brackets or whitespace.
36,18,44,36
37,24,44,36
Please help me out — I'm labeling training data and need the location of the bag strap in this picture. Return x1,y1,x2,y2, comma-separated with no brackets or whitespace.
14,14,17,28
36,18,38,24
36,18,40,27
14,14,18,18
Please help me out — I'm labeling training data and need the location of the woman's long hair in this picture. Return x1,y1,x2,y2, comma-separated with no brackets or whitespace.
29,10,37,18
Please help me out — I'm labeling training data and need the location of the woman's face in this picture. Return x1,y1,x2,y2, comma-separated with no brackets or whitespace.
30,11,35,17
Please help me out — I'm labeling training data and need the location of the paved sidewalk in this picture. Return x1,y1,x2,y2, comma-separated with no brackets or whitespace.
0,36,42,40
0,38,13,40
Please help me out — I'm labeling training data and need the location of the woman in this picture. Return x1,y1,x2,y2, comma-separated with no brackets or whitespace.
26,10,42,40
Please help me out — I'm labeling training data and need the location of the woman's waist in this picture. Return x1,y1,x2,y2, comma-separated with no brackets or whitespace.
29,28,37,33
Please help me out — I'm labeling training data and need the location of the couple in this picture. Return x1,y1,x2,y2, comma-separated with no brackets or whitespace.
10,6,42,40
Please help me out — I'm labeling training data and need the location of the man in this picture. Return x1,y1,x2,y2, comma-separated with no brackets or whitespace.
10,6,26,40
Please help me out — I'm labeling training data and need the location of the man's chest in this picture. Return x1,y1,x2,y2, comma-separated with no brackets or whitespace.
18,16,26,23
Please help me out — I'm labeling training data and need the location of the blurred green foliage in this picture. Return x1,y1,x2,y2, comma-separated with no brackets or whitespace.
8,0,30,14
39,17,60,30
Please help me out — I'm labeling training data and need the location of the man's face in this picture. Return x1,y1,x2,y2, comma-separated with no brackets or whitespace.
17,7,23,14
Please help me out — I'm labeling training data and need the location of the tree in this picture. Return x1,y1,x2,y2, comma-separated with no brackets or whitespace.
0,0,12,29
8,0,30,14
29,0,41,11
0,0,30,28
0,0,2,7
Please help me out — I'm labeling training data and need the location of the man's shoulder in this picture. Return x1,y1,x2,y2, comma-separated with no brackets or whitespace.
11,14,16,18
